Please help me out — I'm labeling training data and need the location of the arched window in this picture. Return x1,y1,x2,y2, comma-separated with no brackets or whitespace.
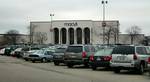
68,28,74,44
54,28,59,44
84,28,90,44
76,28,82,44
61,28,67,44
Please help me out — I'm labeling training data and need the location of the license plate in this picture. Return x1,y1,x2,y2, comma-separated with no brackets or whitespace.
71,56,76,58
117,56,126,60
56,56,62,58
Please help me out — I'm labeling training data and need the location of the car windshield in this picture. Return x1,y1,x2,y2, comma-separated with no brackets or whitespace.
112,46,135,54
35,50,45,54
66,46,82,53
94,49,113,56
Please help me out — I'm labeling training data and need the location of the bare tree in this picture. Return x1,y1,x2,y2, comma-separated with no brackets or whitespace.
126,26,142,44
104,26,119,45
34,32,48,44
3,29,20,45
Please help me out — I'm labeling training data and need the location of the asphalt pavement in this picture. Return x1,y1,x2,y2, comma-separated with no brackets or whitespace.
0,55,149,82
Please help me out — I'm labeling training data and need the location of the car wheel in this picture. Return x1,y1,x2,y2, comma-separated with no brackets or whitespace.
25,59,28,61
149,69,150,76
32,60,35,63
84,63,89,67
41,58,47,63
91,65,97,70
138,64,144,75
114,68,120,73
67,63,73,68
54,62,59,66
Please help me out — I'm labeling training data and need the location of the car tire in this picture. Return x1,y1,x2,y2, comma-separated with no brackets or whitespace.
114,68,120,73
138,64,144,75
41,58,47,63
84,63,89,67
54,62,59,66
148,69,150,76
25,59,28,61
32,60,35,63
91,65,97,70
67,63,73,68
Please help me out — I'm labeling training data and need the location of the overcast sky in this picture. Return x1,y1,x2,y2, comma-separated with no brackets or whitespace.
0,0,150,35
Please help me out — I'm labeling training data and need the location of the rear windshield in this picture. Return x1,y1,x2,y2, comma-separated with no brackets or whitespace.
95,49,113,56
112,46,135,54
55,48,66,53
66,46,82,53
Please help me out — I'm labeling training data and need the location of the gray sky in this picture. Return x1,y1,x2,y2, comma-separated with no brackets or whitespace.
0,0,150,35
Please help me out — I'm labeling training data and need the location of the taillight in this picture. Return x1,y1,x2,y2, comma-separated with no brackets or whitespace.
90,54,94,61
82,52,86,58
148,57,150,64
133,54,137,60
104,56,112,61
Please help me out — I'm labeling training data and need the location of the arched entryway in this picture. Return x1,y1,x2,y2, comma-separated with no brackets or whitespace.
68,28,74,44
61,28,67,44
54,28,59,44
76,28,82,44
84,27,90,44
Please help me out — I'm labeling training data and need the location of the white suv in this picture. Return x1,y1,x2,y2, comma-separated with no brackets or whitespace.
111,45,150,74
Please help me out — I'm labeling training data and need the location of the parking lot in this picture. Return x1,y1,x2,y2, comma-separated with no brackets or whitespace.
0,55,149,82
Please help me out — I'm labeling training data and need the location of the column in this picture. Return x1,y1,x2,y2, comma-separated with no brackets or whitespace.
74,28,77,44
82,28,84,44
59,28,61,44
66,28,69,45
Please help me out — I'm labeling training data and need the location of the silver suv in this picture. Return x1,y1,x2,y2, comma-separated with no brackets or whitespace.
110,45,150,74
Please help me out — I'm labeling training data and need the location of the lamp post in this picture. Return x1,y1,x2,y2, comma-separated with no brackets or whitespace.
101,0,108,45
50,13,54,44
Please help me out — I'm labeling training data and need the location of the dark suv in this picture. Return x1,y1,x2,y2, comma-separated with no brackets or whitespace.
64,45,95,68
53,48,66,65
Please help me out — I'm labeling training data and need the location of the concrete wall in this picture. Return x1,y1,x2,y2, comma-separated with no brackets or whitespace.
30,20,119,44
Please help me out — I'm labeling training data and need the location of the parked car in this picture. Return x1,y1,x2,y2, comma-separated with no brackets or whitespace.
4,45,18,56
22,47,40,60
110,45,150,74
89,48,113,70
53,48,66,65
12,48,23,58
28,49,54,63
23,50,39,61
64,44,95,68
147,57,150,75
0,48,5,55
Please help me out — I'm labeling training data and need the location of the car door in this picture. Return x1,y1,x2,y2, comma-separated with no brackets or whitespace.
136,47,150,60
44,51,53,60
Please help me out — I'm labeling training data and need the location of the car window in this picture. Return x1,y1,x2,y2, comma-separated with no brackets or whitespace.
45,51,53,55
136,47,147,54
66,46,82,53
146,47,150,54
95,49,113,56
85,46,90,52
36,50,45,54
55,48,66,53
112,46,135,54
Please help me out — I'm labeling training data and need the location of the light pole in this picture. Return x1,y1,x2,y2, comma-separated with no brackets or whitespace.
50,13,54,44
101,0,108,45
